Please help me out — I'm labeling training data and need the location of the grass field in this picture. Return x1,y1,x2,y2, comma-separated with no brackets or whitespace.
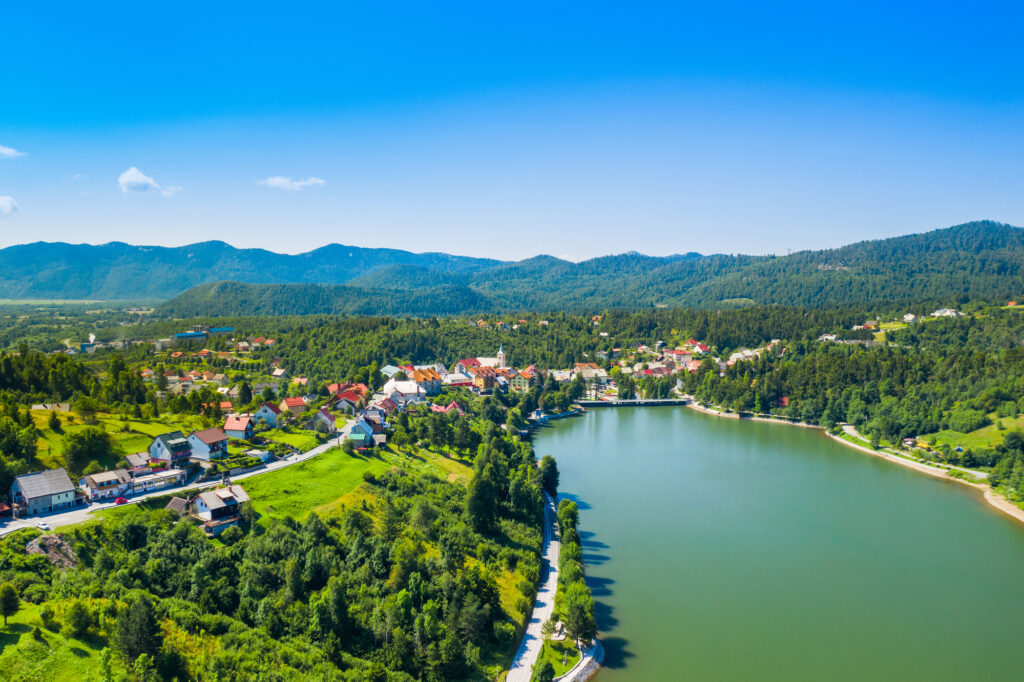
260,428,321,451
0,602,116,682
31,411,206,470
926,413,1024,451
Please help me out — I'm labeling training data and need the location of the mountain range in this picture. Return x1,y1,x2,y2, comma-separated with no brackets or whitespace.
2,221,1022,314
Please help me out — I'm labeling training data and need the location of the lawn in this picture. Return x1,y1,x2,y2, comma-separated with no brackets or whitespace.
241,447,391,521
31,410,205,469
925,413,1024,451
260,428,321,452
536,637,581,678
0,602,116,682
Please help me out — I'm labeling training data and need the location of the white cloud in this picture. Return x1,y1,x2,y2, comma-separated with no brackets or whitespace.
118,166,180,197
0,196,18,218
257,176,326,191
0,145,26,158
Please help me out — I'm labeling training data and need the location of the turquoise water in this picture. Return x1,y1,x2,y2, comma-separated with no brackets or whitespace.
535,407,1024,681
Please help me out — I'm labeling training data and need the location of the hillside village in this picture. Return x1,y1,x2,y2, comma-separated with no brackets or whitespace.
2,304,1014,534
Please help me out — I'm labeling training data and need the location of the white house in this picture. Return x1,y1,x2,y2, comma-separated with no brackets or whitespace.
79,469,132,501
188,428,229,461
193,485,250,535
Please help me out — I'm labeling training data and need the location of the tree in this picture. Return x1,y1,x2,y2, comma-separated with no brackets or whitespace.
563,581,597,645
534,659,555,682
65,599,92,637
239,381,253,405
63,426,113,474
48,410,61,432
114,596,162,661
539,455,559,497
72,396,102,423
0,582,19,626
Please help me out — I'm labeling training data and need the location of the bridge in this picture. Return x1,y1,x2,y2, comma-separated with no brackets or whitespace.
577,398,690,407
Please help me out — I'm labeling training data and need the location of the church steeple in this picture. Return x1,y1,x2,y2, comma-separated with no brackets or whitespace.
497,344,506,368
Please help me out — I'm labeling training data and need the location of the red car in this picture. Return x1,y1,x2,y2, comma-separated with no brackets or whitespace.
114,497,128,505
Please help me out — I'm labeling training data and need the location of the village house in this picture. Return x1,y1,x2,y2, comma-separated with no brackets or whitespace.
411,367,443,395
224,414,255,440
931,308,962,318
334,389,364,413
125,452,152,475
192,485,250,535
314,407,337,433
468,366,496,391
10,468,78,516
271,367,288,379
132,468,187,495
279,396,307,417
453,357,482,374
149,432,192,467
253,401,281,427
79,469,132,501
430,401,464,416
379,364,402,379
188,428,229,461
443,372,473,388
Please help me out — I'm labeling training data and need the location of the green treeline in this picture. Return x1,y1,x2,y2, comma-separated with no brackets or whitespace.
0,422,547,680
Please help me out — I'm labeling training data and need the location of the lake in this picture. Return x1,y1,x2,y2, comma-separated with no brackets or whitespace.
535,406,1024,681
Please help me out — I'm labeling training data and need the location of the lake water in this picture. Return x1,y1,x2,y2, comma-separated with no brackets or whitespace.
535,407,1024,681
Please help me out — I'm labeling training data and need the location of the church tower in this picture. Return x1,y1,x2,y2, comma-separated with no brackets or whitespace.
497,344,506,368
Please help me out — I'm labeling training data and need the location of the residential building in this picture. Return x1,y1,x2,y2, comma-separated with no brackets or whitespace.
132,469,187,495
79,469,132,501
193,485,250,535
315,408,337,434
279,396,306,416
125,452,152,475
149,431,192,467
188,428,229,461
224,415,255,440
10,468,77,515
253,402,281,428
411,367,442,395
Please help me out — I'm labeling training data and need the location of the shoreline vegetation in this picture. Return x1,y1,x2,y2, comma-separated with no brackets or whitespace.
680,398,1024,527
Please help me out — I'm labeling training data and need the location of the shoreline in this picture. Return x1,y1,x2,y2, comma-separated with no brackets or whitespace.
680,398,1024,527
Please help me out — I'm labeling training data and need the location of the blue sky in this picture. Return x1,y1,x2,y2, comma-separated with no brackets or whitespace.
1,2,1022,260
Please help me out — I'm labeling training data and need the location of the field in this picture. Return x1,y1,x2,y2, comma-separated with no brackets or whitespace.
925,413,1024,451
0,602,115,682
30,409,329,471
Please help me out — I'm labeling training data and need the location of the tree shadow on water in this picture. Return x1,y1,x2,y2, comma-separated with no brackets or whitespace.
600,636,635,670
585,575,615,597
557,492,592,510
578,530,608,550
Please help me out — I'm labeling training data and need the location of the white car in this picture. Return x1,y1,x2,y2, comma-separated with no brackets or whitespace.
35,521,51,531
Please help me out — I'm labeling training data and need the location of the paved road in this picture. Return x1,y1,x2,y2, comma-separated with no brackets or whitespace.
0,424,352,538
840,424,988,479
507,492,560,682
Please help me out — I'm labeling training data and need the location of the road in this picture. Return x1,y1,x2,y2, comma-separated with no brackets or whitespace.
0,423,352,538
507,492,560,682
840,424,988,479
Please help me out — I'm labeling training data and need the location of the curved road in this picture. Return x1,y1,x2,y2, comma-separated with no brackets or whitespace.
507,491,560,682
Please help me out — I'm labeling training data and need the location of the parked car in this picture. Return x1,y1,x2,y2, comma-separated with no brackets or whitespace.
36,521,51,530
115,497,128,505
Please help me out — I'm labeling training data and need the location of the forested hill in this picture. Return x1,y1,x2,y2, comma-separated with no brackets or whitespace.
159,221,1024,314
0,240,501,300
